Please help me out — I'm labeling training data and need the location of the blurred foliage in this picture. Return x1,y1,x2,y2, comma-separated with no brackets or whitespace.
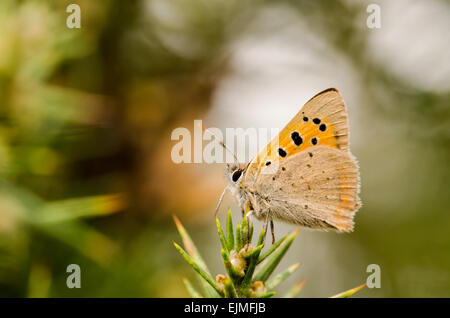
0,0,449,297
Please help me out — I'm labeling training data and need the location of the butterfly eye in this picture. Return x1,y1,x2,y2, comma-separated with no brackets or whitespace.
232,169,242,182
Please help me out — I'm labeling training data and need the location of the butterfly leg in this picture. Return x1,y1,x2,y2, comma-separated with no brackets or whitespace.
262,213,270,246
214,186,230,217
245,209,254,243
270,220,275,244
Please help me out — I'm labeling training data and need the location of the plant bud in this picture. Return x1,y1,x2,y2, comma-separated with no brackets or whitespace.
229,250,246,277
250,281,267,298
216,274,227,292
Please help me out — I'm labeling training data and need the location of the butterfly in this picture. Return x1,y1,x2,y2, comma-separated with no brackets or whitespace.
210,88,361,239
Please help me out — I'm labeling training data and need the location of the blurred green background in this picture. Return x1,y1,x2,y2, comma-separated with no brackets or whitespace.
0,0,449,297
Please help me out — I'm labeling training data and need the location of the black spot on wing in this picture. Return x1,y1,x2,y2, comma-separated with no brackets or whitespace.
291,131,303,146
278,148,287,157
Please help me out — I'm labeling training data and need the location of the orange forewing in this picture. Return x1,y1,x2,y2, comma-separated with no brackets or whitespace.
243,88,349,182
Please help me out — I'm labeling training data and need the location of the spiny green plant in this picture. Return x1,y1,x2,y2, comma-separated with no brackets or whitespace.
173,210,365,298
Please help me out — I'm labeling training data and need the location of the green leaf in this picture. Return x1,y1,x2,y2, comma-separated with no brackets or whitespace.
173,216,203,262
240,244,263,296
241,215,248,246
282,279,305,298
183,278,203,298
236,224,242,251
216,217,228,252
226,210,234,251
173,215,219,297
266,263,300,291
257,226,265,246
253,228,300,282
242,244,263,259
256,291,276,298
257,235,287,265
330,284,366,298
249,223,254,243
173,242,223,297
38,194,125,223
223,277,238,298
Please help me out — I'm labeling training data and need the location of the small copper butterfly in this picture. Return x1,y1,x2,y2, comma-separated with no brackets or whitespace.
212,88,361,237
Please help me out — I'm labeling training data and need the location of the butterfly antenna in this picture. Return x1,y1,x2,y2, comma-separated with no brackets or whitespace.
199,122,239,164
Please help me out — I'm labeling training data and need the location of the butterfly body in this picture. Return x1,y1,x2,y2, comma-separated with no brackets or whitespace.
225,88,361,232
